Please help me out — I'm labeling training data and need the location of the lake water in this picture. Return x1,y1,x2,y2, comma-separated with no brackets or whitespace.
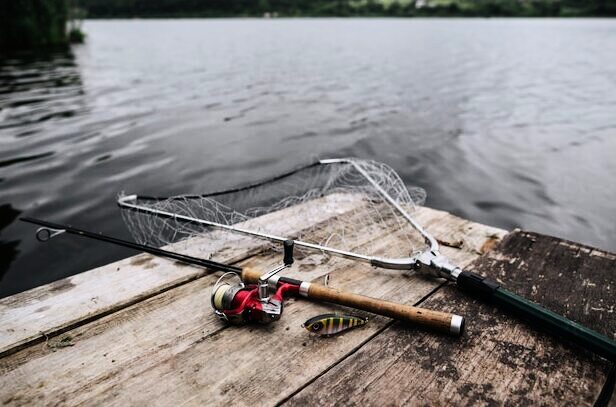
1,19,615,297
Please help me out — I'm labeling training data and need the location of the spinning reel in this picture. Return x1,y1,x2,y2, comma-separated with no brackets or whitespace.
211,240,298,324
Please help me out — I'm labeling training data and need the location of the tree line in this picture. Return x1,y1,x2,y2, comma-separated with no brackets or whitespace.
1,0,86,51
79,0,615,18
2,0,614,51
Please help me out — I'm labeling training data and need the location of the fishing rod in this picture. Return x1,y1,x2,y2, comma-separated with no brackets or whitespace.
20,217,242,274
118,158,616,361
21,218,465,336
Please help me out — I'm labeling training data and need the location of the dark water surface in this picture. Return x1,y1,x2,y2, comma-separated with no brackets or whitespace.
1,19,615,297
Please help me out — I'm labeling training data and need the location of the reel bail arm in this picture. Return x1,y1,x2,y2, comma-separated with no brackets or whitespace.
258,240,294,301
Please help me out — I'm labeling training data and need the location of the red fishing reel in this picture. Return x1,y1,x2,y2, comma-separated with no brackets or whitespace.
211,240,298,324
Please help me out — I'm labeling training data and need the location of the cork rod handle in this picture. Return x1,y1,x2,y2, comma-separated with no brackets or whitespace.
241,268,464,336
307,284,461,336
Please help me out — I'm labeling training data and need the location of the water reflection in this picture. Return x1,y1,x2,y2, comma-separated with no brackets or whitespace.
0,47,85,132
0,47,89,296
0,204,20,280
1,19,615,298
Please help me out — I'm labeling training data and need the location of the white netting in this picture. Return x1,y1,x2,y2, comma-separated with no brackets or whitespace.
119,159,428,263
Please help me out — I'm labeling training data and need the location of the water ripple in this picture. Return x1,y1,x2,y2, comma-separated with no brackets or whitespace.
1,19,616,297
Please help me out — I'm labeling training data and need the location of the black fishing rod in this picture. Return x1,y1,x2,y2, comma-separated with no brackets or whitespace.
20,217,242,274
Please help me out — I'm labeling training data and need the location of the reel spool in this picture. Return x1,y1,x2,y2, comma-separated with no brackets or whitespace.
210,240,295,325
211,272,283,324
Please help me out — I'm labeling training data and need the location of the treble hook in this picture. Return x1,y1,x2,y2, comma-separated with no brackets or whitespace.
35,227,66,242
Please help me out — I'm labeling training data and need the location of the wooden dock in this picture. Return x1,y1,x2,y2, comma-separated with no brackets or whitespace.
0,198,614,405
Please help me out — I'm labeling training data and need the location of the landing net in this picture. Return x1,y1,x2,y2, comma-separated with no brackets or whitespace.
119,158,429,266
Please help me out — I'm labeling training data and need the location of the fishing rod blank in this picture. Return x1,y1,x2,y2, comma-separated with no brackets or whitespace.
20,217,242,275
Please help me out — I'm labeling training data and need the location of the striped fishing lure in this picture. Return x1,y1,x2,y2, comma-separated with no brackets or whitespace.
302,313,368,336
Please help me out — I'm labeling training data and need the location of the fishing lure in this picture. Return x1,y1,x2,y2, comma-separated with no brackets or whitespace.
302,313,368,336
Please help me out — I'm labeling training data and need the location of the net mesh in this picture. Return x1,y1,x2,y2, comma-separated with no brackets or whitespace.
119,159,428,263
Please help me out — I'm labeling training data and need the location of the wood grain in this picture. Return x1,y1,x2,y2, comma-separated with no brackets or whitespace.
0,205,503,406
472,230,615,340
0,194,367,356
285,230,615,406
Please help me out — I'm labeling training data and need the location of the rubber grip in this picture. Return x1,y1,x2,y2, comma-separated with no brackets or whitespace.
456,270,500,298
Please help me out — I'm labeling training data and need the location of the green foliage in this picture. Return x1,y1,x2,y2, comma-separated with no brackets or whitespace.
68,28,86,43
0,0,71,50
76,0,616,18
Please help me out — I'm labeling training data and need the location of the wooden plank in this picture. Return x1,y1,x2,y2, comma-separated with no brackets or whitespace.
0,194,366,356
285,230,615,406
0,207,504,406
473,230,616,339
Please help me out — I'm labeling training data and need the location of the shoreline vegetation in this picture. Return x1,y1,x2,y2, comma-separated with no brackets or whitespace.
0,0,84,51
1,1,614,51
81,0,615,18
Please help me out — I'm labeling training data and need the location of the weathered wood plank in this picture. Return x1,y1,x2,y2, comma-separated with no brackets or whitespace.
474,230,615,339
0,194,366,356
285,230,615,406
0,207,504,406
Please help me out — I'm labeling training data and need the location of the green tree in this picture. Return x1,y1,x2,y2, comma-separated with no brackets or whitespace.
0,0,69,50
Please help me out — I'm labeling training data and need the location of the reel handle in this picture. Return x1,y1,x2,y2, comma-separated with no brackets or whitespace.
241,268,464,337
